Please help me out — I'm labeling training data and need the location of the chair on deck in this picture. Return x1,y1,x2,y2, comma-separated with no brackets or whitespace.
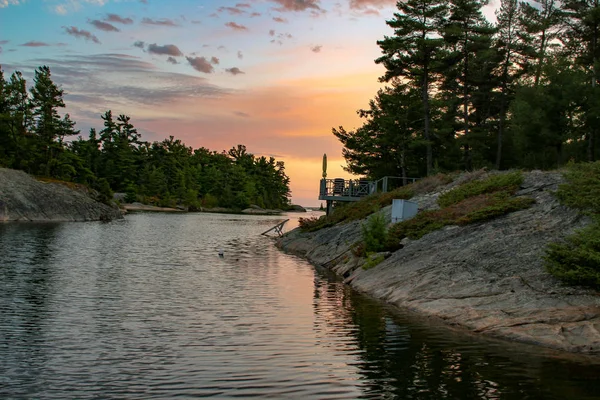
333,178,345,195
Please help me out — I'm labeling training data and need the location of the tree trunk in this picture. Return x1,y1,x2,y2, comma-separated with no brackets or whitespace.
423,65,433,176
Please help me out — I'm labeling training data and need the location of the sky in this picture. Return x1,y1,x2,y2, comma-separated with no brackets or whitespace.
0,0,498,206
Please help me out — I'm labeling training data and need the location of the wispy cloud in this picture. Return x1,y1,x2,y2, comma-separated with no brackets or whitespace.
8,54,227,108
226,67,245,75
0,0,22,8
211,56,220,65
225,21,248,31
89,19,120,32
218,6,246,15
20,41,51,47
270,0,322,12
186,56,215,73
105,13,134,24
147,43,183,57
63,26,101,44
166,56,178,65
349,0,396,9
237,50,243,59
273,16,288,23
141,17,179,27
133,40,145,49
310,45,322,53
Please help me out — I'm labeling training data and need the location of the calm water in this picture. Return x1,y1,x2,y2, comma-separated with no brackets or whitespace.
1,212,600,399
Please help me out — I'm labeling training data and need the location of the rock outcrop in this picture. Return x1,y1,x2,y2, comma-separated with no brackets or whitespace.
0,168,123,222
242,205,283,215
278,170,600,354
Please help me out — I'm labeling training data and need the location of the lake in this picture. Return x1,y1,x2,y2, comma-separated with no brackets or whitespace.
1,212,600,399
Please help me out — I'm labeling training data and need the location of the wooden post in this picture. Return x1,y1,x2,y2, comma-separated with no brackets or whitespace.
326,200,333,216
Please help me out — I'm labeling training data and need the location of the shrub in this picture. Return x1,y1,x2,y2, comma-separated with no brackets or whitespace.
125,184,137,203
545,221,600,289
362,252,386,270
298,216,327,231
361,213,388,253
94,178,113,204
555,161,600,214
545,161,600,288
437,171,524,208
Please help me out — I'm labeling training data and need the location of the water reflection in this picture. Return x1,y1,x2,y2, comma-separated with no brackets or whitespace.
1,214,600,399
311,267,600,399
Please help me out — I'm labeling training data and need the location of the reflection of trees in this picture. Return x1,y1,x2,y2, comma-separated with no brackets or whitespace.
312,269,600,399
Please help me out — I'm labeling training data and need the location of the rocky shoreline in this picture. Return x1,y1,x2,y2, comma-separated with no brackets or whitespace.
277,170,600,355
0,168,123,222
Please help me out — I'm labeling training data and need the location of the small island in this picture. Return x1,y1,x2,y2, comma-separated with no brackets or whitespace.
0,66,294,220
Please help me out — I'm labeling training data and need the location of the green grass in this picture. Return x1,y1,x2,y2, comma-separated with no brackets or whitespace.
545,161,600,289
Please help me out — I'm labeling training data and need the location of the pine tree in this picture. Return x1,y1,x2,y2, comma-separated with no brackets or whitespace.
442,0,497,170
376,0,448,176
493,0,534,168
561,0,600,161
29,66,73,176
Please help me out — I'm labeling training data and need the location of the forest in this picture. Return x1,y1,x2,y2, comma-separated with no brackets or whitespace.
334,0,600,179
0,66,291,210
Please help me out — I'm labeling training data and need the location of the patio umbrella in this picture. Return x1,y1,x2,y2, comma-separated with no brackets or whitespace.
322,153,327,178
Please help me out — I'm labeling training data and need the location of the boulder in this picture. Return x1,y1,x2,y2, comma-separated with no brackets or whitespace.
0,168,123,222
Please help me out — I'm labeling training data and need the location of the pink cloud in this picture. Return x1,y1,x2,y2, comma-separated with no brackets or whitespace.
225,21,248,30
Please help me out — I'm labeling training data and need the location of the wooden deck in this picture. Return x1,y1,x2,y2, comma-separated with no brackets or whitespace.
318,178,374,202
318,177,420,215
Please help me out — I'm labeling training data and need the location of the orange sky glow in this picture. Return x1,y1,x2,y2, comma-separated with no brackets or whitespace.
1,0,499,206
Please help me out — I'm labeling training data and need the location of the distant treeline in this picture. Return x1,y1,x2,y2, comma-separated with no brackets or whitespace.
0,66,291,210
335,0,600,179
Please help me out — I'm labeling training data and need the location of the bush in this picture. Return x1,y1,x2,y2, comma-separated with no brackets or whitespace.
362,252,386,270
94,178,113,204
361,213,388,253
555,161,600,214
125,184,137,203
545,161,600,288
545,221,600,288
438,171,524,208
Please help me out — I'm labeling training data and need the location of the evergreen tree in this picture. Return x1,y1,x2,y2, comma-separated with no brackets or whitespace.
29,66,69,176
561,0,600,161
376,0,448,176
333,83,423,179
442,0,497,170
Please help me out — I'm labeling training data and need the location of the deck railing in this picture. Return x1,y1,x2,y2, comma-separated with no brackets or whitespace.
319,178,374,198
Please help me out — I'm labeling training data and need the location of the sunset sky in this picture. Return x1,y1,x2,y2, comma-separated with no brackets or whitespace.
1,0,498,206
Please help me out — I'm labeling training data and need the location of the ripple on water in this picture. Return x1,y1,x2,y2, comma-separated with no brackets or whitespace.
2,213,600,399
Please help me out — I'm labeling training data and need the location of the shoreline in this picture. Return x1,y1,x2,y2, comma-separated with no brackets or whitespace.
276,170,600,356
